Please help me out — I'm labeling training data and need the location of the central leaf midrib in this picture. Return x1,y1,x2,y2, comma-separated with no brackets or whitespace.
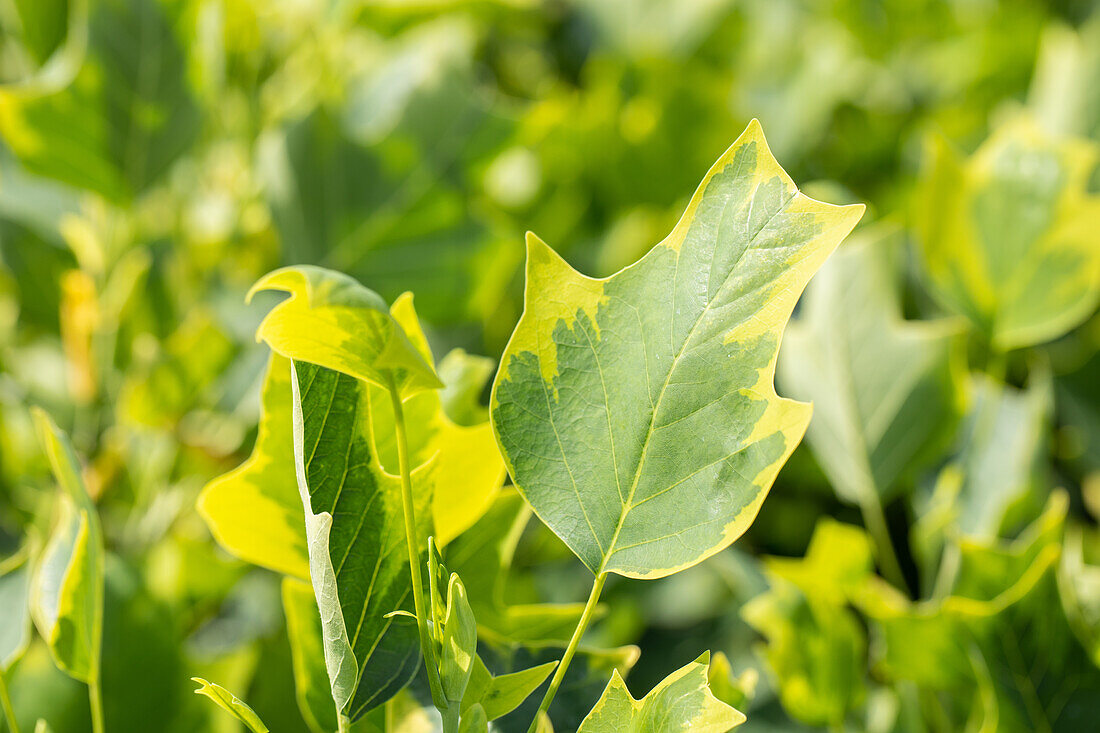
596,186,796,573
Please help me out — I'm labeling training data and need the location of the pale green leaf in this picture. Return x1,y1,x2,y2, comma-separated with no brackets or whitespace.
30,408,103,684
249,265,441,397
438,349,495,426
439,573,477,706
706,652,756,711
461,655,557,721
0,547,33,672
779,226,963,504
458,703,487,733
491,119,863,579
915,117,1100,350
191,677,270,733
291,360,425,721
282,577,338,733
198,354,309,580
577,652,745,732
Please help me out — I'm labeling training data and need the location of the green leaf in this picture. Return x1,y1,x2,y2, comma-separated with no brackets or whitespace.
438,349,495,426
458,703,488,733
0,0,199,201
915,118,1100,350
779,226,963,504
0,547,33,672
706,653,756,711
198,354,309,580
34,720,54,733
282,577,338,733
491,119,864,579
249,265,441,397
576,652,745,732
439,573,478,706
461,656,557,721
191,677,270,733
30,408,104,684
291,360,426,721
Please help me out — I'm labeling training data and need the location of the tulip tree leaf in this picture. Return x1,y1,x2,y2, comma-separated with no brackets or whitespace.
576,652,745,732
491,119,864,579
291,360,427,721
198,354,309,580
461,656,558,721
249,265,441,398
0,547,33,672
282,577,338,733
30,408,104,684
191,677,270,733
915,118,1100,350
779,227,963,504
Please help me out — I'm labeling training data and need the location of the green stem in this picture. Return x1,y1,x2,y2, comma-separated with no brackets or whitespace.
526,573,607,733
388,385,446,711
337,712,351,733
859,493,908,594
89,678,104,733
0,672,20,733
441,703,461,733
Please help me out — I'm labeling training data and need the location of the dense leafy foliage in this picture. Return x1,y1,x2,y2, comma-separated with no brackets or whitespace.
2,2,1100,733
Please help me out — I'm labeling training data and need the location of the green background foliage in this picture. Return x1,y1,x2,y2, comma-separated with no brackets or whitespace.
2,0,1100,731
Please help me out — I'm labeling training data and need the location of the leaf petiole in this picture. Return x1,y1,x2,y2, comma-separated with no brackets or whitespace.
89,677,104,733
525,572,607,733
388,382,447,711
858,493,908,594
0,672,20,733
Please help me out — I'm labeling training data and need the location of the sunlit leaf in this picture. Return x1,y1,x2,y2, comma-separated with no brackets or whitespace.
438,573,477,710
191,677,269,733
461,656,557,722
915,118,1100,350
198,354,309,580
30,408,104,684
491,119,864,579
576,651,745,732
779,226,963,504
290,360,425,721
282,577,338,733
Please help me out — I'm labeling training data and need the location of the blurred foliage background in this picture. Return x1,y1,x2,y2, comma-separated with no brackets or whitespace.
2,0,1100,731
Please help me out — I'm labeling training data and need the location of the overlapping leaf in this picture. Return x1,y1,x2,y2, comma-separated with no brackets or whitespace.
780,227,963,504
282,577,337,733
576,652,745,732
915,118,1100,350
491,119,864,579
30,408,104,684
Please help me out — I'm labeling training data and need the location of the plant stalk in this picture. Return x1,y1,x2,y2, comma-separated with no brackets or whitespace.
859,493,907,594
526,572,607,733
0,672,20,733
89,677,105,733
389,385,447,711
338,713,351,733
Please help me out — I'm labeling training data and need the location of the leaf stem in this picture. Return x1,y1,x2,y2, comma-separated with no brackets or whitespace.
338,713,351,733
859,493,908,594
388,385,447,711
0,672,20,733
89,677,105,733
526,572,607,733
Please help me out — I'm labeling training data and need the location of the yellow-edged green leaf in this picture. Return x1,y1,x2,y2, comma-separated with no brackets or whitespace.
30,408,103,684
461,656,557,721
576,652,745,732
779,226,963,504
0,547,33,672
291,360,426,721
491,119,864,579
915,118,1100,350
197,354,309,580
370,295,505,547
191,677,270,733
282,577,338,733
249,265,441,397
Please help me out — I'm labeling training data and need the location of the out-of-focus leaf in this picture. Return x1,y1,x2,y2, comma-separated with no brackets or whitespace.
282,577,337,733
369,295,505,546
706,652,756,711
0,546,33,671
914,118,1100,350
461,656,557,722
742,521,873,728
1060,526,1100,667
0,0,199,201
249,265,441,395
290,360,424,721
491,120,864,579
780,227,963,504
198,354,309,580
30,408,103,683
576,651,745,732
192,678,269,733
438,349,494,426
